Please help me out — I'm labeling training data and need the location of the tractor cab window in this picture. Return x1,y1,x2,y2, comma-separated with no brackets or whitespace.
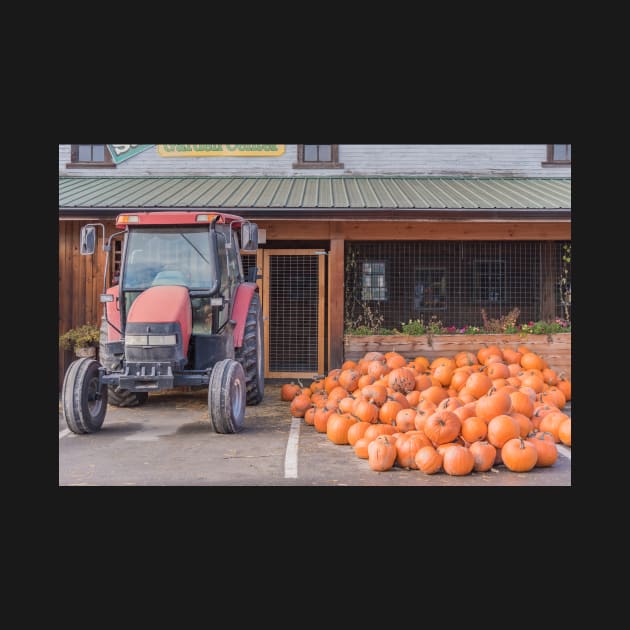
122,227,216,291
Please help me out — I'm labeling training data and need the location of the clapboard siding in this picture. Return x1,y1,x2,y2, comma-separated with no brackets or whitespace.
59,145,571,178
58,220,117,388
344,333,571,378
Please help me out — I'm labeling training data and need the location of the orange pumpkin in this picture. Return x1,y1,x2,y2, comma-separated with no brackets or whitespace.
487,362,510,380
475,390,512,422
526,433,558,467
396,433,431,468
386,353,407,370
539,411,570,443
442,445,474,476
361,384,388,407
509,391,534,418
455,351,478,367
352,398,379,424
304,407,316,426
502,349,522,365
327,413,357,445
501,437,538,472
364,423,398,441
487,414,520,448
461,417,488,443
357,374,375,390
313,406,336,433
415,446,443,474
414,373,433,392
368,435,397,471
420,385,448,406
290,394,312,418
354,437,371,459
556,379,571,401
469,441,496,472
338,396,356,414
338,368,361,392
388,367,417,394
395,408,419,432
558,419,571,446
347,421,372,446
520,352,545,371
423,410,461,446
281,383,302,401
465,373,493,399
510,412,533,438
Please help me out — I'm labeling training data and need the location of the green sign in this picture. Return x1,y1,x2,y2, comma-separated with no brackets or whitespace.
107,144,154,164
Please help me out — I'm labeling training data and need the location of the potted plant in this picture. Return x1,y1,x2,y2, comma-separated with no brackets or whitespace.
59,324,100,358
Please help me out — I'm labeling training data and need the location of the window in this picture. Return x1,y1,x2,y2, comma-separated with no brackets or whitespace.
414,267,448,311
543,144,571,165
110,239,122,284
362,261,387,301
293,144,343,169
473,259,505,305
67,144,115,168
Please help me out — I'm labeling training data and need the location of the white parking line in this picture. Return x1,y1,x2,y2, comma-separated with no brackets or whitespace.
59,428,72,440
284,418,301,478
557,444,571,460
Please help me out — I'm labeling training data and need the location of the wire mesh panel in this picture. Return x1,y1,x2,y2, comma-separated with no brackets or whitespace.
345,241,571,330
264,251,325,376
241,253,257,281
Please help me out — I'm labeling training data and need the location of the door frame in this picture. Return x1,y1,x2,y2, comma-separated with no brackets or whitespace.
262,249,326,378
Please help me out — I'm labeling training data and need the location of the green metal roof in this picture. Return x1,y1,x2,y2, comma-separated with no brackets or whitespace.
59,176,571,210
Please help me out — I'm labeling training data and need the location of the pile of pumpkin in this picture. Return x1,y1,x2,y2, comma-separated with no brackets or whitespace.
280,345,571,475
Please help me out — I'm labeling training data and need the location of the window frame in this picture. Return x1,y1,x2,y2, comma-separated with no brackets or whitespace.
542,144,571,166
361,260,387,302
293,144,344,169
67,144,116,169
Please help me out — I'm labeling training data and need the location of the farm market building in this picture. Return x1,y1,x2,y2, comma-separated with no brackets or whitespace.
58,144,571,385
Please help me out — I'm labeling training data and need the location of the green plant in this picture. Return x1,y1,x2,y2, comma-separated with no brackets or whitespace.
400,319,427,335
59,324,100,352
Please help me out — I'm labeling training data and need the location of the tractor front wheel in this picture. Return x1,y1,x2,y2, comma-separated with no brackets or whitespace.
62,358,108,434
208,359,246,433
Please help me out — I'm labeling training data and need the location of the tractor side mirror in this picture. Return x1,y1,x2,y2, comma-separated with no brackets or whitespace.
80,225,96,255
241,222,258,252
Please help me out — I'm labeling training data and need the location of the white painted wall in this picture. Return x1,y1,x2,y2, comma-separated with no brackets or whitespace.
59,144,571,177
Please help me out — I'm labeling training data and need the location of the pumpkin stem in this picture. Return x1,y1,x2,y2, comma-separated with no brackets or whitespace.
519,437,526,449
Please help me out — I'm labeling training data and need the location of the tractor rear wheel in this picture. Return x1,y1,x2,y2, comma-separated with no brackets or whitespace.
235,293,264,405
62,358,108,434
107,386,149,408
208,359,246,433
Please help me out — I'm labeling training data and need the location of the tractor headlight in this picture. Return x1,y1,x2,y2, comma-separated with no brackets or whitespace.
125,335,177,346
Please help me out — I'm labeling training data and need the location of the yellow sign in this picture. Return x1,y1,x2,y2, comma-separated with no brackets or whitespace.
157,144,285,157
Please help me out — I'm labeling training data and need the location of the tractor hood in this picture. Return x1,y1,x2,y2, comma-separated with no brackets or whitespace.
126,285,192,358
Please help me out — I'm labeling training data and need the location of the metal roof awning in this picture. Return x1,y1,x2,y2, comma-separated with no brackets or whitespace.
59,176,571,219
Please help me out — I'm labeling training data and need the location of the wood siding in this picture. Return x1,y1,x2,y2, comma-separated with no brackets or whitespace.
58,219,117,388
345,333,571,378
59,144,571,178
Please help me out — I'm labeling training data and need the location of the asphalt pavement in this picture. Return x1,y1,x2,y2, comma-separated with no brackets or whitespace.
59,384,571,486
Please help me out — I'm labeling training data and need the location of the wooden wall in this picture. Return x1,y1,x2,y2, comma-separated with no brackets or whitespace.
345,334,571,378
58,219,117,388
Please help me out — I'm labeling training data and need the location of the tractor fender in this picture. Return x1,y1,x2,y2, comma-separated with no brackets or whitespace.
105,285,122,341
231,283,259,348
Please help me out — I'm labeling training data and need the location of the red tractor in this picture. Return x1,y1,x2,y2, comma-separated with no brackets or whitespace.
62,211,264,434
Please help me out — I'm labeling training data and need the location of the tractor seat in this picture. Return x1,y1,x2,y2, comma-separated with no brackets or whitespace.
152,270,188,287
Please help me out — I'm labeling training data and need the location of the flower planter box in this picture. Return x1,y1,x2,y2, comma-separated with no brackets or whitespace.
344,333,571,378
